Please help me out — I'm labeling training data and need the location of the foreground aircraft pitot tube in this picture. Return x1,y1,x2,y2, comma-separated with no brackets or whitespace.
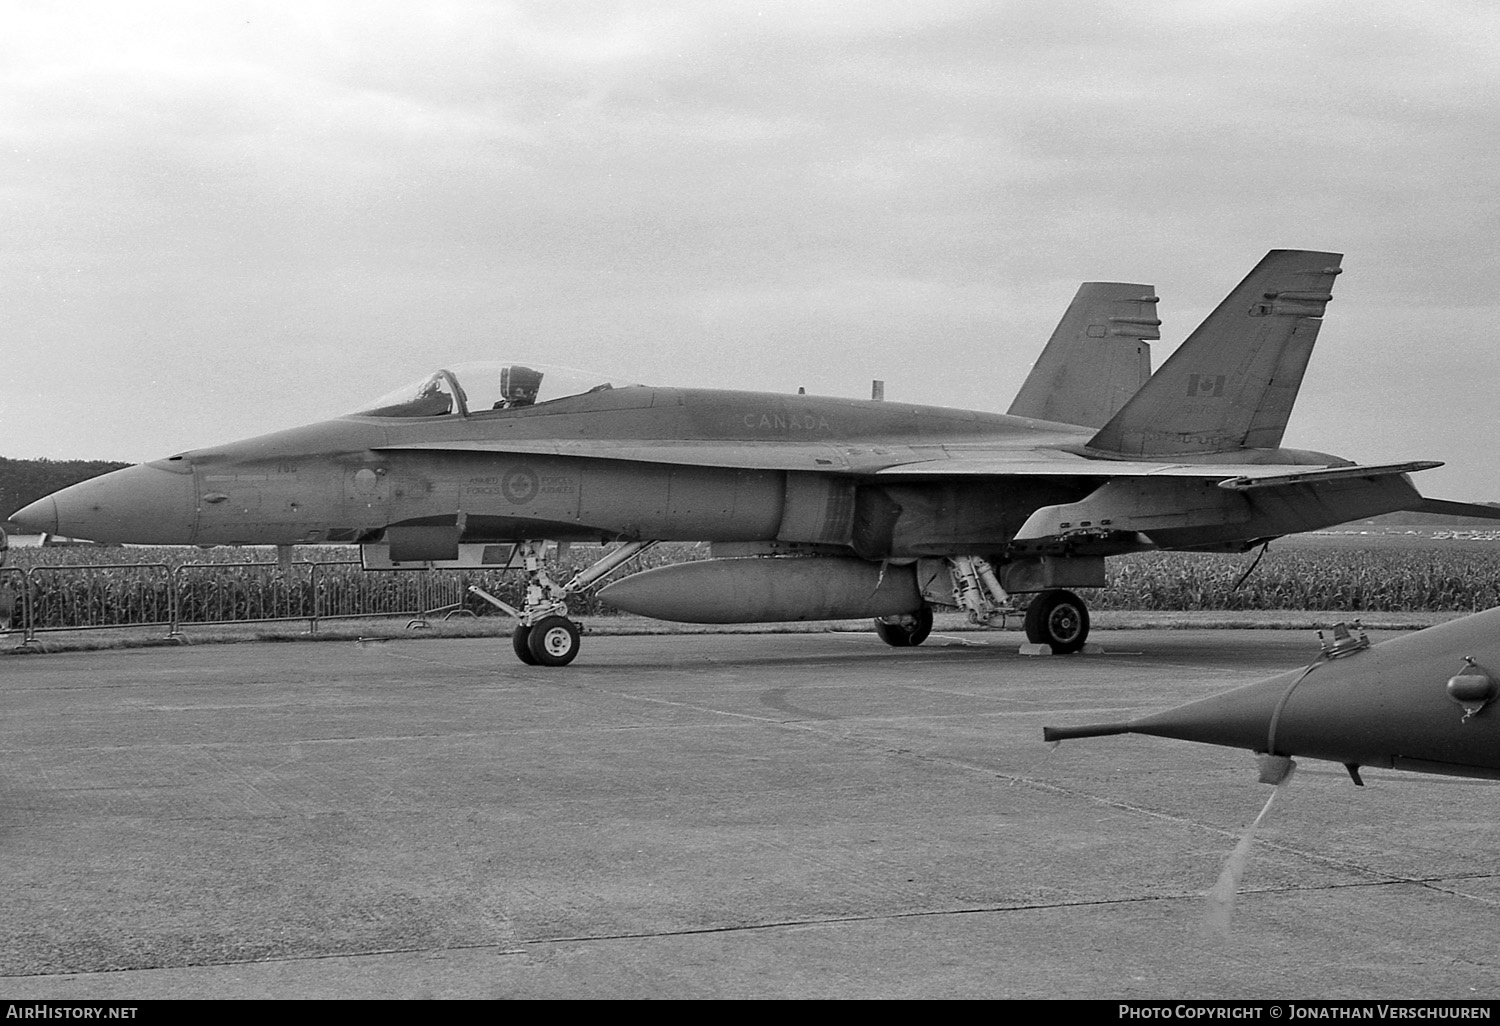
12,250,1498,665
1044,611,1500,782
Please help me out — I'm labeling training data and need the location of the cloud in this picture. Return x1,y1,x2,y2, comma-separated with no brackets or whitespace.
1,0,1498,499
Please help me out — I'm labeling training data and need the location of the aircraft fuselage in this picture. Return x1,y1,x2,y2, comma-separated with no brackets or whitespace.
28,387,1111,557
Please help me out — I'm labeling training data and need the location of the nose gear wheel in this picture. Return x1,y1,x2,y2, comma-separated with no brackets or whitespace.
528,616,581,666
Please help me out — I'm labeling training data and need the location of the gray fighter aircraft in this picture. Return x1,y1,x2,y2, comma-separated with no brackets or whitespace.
12,250,1495,665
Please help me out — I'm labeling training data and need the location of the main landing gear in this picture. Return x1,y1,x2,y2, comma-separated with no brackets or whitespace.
871,552,1091,654
472,539,656,667
874,606,934,647
1022,589,1089,654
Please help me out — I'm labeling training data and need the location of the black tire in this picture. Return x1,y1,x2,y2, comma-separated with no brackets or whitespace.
1024,590,1089,654
527,616,581,667
874,605,934,647
512,624,540,665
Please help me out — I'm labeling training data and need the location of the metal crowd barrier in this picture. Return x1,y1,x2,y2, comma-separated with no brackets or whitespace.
174,560,318,629
23,562,176,641
313,564,473,630
3,560,505,644
0,566,29,641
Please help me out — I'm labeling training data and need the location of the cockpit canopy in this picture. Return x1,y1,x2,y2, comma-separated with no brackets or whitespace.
351,362,637,419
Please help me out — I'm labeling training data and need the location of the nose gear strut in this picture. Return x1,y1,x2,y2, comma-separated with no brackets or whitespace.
469,539,657,666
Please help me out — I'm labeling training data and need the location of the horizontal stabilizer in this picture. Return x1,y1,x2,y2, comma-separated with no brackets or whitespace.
1403,497,1500,521
1217,462,1440,491
1014,465,1431,547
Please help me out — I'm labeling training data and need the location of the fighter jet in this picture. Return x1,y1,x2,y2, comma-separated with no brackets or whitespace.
1044,612,1500,783
12,250,1496,666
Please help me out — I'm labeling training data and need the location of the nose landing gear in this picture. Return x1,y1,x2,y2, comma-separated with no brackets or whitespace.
472,539,657,667
526,616,582,666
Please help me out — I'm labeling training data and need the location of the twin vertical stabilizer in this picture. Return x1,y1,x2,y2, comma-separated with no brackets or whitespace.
1087,250,1343,457
1008,283,1159,428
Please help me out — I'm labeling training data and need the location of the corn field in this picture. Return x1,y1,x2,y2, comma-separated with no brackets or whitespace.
1095,543,1500,613
4,536,1499,640
0,543,711,637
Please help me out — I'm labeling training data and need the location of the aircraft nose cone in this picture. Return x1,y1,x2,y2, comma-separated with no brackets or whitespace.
32,463,199,544
11,495,59,536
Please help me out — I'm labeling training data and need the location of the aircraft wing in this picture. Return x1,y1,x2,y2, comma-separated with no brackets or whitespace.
375,435,1476,495
873,454,1444,483
378,439,1500,542
378,439,1449,488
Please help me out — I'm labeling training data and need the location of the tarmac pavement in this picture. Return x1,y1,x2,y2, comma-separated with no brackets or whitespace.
1,626,1497,999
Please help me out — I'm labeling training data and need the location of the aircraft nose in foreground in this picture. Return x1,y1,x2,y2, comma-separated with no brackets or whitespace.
1045,610,1500,781
12,462,198,544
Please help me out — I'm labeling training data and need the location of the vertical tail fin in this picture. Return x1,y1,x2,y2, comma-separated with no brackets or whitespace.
1007,282,1159,427
1088,250,1343,457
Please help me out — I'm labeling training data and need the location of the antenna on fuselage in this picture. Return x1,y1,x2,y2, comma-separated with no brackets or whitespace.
872,380,885,401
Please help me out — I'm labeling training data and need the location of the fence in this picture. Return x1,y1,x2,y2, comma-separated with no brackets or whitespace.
174,561,317,628
12,541,1489,645
1,566,28,637
312,563,473,628
1,560,489,644
25,562,177,636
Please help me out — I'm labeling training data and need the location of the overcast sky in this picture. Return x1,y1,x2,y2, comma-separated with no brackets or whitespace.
4,0,1499,499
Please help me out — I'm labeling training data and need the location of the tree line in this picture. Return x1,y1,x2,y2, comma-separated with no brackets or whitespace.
1,457,130,527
